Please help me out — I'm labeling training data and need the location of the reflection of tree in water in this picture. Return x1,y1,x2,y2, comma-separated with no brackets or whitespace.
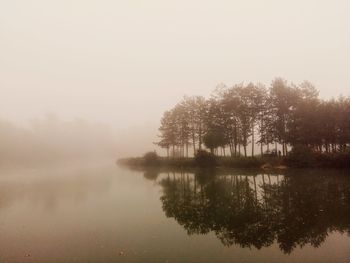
143,168,161,181
156,170,350,254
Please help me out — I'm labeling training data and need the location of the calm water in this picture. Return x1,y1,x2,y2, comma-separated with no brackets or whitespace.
0,162,349,263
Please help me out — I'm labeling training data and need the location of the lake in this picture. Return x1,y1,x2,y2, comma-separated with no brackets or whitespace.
0,162,349,262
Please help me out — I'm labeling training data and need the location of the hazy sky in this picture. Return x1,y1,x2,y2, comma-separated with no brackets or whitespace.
1,0,350,128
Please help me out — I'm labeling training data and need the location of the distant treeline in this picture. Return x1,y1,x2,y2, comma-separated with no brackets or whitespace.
0,116,116,166
156,78,350,158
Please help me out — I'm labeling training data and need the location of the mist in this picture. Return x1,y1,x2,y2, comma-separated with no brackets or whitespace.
2,1,350,262
0,115,119,166
1,0,350,161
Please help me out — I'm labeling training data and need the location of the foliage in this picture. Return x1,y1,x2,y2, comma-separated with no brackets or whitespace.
313,152,350,168
194,150,216,167
203,130,226,153
143,151,159,166
218,156,264,168
283,145,315,167
155,78,350,167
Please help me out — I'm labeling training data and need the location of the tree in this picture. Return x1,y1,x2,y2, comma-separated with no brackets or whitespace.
157,78,350,159
156,110,177,157
269,78,300,156
181,96,207,155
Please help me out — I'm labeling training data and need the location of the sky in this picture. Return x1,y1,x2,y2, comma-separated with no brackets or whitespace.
1,0,350,131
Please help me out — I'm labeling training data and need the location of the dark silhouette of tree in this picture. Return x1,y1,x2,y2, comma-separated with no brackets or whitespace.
157,78,350,158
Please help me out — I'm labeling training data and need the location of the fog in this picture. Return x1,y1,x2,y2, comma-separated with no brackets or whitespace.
1,0,350,160
0,115,118,166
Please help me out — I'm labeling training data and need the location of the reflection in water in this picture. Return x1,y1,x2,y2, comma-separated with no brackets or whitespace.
0,164,349,262
147,169,350,254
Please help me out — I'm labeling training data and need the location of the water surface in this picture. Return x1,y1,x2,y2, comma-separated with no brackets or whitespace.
0,163,349,262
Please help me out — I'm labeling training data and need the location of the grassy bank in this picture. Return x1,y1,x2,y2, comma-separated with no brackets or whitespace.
117,155,280,170
117,149,350,170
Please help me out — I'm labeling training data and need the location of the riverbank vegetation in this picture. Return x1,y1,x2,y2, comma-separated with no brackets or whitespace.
150,78,350,168
117,150,268,169
118,149,350,169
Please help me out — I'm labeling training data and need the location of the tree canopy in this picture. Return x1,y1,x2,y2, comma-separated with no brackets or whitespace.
156,78,350,157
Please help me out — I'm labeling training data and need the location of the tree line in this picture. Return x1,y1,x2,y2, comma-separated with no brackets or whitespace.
156,78,350,157
0,116,116,165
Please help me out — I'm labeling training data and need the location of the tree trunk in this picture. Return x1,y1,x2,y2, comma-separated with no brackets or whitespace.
198,125,202,150
251,123,255,157
275,142,277,154
192,133,196,156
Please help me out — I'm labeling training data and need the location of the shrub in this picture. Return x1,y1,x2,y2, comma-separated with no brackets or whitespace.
143,151,159,166
283,145,315,167
218,156,263,168
314,152,350,168
194,150,216,167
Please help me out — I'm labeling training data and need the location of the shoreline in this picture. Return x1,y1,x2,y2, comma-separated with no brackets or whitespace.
118,156,286,171
117,153,350,170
